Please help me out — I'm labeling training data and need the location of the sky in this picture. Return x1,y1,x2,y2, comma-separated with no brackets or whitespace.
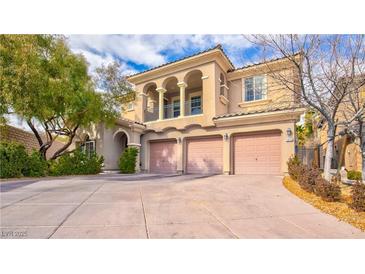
9,34,260,130
67,35,261,76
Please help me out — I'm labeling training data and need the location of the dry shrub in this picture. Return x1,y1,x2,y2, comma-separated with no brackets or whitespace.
287,155,301,180
314,177,341,202
351,182,365,212
298,166,321,193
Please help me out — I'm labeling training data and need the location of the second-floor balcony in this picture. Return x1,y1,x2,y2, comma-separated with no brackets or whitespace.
145,98,203,122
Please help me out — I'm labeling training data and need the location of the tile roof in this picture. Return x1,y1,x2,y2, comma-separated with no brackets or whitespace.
213,106,302,120
229,53,301,73
126,44,234,79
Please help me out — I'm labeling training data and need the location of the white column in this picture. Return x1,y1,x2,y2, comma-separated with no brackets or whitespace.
156,87,166,120
177,82,187,117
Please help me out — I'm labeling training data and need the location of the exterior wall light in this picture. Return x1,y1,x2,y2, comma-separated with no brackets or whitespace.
223,133,229,141
177,137,181,144
286,128,293,142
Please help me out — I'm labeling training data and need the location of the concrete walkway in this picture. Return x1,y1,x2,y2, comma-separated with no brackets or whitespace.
1,174,364,239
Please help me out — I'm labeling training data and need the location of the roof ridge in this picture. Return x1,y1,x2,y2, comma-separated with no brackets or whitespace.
126,44,233,79
229,52,301,72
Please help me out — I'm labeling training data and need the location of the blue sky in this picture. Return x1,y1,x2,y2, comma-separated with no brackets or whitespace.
67,35,261,76
10,35,260,130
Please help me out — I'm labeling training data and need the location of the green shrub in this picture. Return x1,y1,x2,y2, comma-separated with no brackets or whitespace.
119,147,139,174
287,155,302,180
347,170,362,181
49,149,103,176
297,166,321,193
314,177,341,202
351,182,365,212
0,142,28,178
22,150,48,177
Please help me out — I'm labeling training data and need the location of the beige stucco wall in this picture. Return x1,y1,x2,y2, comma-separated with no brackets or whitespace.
140,119,296,175
227,68,296,114
74,122,143,170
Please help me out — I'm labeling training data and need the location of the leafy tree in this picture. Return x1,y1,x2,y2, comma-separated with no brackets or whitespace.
94,61,135,112
0,35,119,159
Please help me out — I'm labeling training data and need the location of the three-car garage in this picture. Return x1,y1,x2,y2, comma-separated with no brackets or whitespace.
148,130,282,175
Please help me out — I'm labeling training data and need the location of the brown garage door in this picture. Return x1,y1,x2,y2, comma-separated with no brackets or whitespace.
233,131,281,175
150,140,177,173
186,136,223,174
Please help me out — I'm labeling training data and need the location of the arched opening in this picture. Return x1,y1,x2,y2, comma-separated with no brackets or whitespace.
143,82,158,122
113,131,129,166
162,76,179,119
184,70,203,116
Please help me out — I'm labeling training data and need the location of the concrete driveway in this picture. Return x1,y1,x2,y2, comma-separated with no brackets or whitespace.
1,174,364,239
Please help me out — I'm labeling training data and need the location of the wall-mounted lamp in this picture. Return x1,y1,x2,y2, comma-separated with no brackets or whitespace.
177,137,181,144
286,128,293,142
223,133,229,141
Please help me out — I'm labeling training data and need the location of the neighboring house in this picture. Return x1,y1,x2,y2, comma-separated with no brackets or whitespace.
76,45,304,174
0,124,65,159
319,76,365,172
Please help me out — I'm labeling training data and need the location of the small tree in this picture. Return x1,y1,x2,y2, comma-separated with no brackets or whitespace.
246,35,365,180
119,147,139,174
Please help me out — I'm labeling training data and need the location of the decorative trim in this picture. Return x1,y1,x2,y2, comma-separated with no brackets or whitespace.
127,143,142,147
201,76,209,80
156,87,167,93
220,84,229,90
238,99,272,108
219,95,229,105
177,81,187,88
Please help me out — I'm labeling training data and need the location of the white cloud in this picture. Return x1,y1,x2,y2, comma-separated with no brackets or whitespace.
67,35,256,72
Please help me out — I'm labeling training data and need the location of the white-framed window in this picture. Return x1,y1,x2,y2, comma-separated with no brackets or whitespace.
243,75,267,102
220,73,225,96
80,135,95,158
190,96,202,115
173,99,180,118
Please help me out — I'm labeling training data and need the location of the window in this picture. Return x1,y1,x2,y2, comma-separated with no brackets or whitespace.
220,73,225,96
80,136,95,158
244,75,266,102
191,96,202,115
126,102,134,111
173,99,180,118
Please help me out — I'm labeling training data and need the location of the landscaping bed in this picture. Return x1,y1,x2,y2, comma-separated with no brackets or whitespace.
283,176,365,231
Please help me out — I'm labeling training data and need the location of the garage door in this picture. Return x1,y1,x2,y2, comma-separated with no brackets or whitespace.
150,140,177,173
186,137,223,174
233,131,281,175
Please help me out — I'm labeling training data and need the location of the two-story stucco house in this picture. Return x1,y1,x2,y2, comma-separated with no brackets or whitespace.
76,45,305,175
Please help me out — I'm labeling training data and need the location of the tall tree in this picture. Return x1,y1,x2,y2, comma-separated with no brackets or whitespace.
337,76,365,180
246,35,365,180
0,35,119,159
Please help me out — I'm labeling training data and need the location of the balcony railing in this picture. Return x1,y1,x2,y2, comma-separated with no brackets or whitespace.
144,100,203,122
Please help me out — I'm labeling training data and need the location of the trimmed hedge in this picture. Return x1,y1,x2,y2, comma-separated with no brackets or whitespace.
119,147,139,174
0,142,28,178
49,149,103,176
